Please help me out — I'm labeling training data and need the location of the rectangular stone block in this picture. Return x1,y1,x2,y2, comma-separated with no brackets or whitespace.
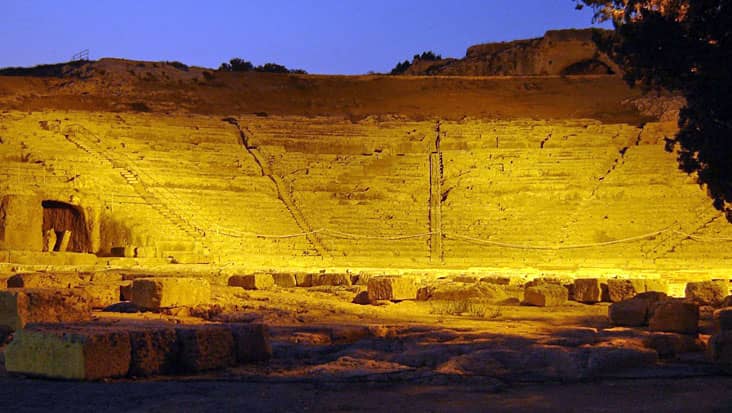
524,284,568,307
73,283,121,309
175,326,235,372
128,327,179,376
229,323,272,363
649,300,699,335
132,278,211,309
607,279,646,302
4,325,131,380
573,278,604,303
0,289,92,331
295,273,313,287
6,272,88,289
685,280,729,306
271,273,297,288
228,274,275,290
312,273,352,287
368,276,418,301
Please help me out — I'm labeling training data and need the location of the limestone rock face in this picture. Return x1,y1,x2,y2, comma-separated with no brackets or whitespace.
175,326,235,372
573,278,604,303
0,194,43,251
72,283,121,309
523,285,568,307
367,276,418,301
0,289,92,331
132,278,211,309
685,281,729,306
4,325,131,380
230,323,272,363
649,300,699,335
228,274,275,290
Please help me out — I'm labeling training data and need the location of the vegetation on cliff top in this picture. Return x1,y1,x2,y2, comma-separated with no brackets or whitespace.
218,57,307,74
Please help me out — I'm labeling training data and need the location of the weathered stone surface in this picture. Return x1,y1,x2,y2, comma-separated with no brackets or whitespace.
312,273,352,287
523,284,568,307
72,283,121,309
480,276,511,285
128,326,179,376
642,332,704,358
228,274,275,290
649,300,699,335
417,282,508,302
573,278,604,303
271,273,297,288
367,276,418,301
132,278,211,309
685,281,729,306
708,331,732,366
584,344,658,376
175,326,235,372
644,279,669,294
608,292,669,327
6,272,87,289
229,323,272,363
713,307,732,331
4,325,131,380
0,289,92,331
607,279,646,302
294,273,314,287
120,281,133,301
352,290,371,305
0,194,43,251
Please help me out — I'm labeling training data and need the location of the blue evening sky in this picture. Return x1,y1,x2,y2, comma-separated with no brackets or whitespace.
0,0,609,74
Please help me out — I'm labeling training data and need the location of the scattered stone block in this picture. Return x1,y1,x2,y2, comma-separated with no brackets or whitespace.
713,307,732,331
312,273,352,287
7,272,86,289
525,278,562,288
573,278,604,303
229,323,272,363
120,281,133,301
228,274,275,290
351,273,371,285
73,283,121,309
57,230,72,252
524,284,568,307
128,327,179,376
417,282,508,302
295,273,314,287
642,332,704,358
607,279,645,302
367,276,418,301
0,289,92,331
708,331,732,366
721,295,732,308
685,281,729,306
4,325,131,380
175,326,235,372
607,292,667,327
649,300,699,335
352,291,371,305
132,278,211,309
480,276,511,285
271,273,297,288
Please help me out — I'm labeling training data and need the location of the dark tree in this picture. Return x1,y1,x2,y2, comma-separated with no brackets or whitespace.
390,60,412,75
576,0,732,219
218,58,254,72
254,63,290,73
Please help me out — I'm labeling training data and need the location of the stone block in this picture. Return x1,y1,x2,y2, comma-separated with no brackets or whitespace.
229,323,272,363
120,281,133,301
607,279,645,302
480,276,511,285
708,331,732,366
713,307,732,331
685,281,729,306
7,272,87,289
642,332,704,358
295,273,314,287
271,273,297,288
0,195,43,251
573,278,604,303
175,326,235,372
608,298,649,327
312,273,352,287
4,325,131,380
132,278,211,309
585,345,658,376
523,284,568,307
0,289,92,331
72,283,121,309
417,282,508,302
367,276,418,301
128,327,179,376
228,274,275,290
352,290,371,305
649,300,699,335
